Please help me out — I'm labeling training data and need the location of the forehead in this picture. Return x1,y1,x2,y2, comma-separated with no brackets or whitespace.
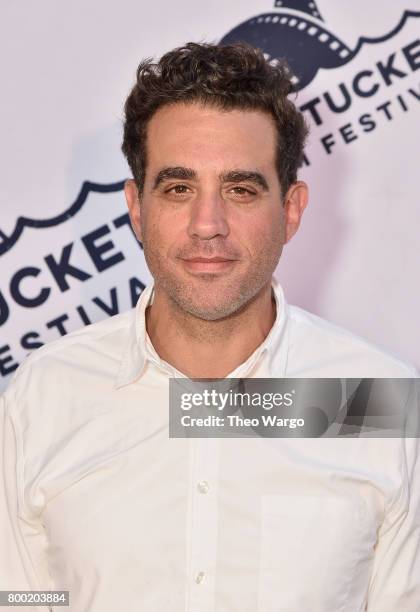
145,101,277,171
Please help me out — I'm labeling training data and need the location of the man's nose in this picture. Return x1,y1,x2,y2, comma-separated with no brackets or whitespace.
187,192,229,240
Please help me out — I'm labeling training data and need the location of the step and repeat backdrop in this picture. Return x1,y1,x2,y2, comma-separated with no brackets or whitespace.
1,0,419,391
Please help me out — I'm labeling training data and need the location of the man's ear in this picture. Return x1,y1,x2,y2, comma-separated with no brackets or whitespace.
124,179,143,243
283,181,309,244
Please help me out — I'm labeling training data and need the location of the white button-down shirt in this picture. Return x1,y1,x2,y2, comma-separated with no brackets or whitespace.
1,278,419,611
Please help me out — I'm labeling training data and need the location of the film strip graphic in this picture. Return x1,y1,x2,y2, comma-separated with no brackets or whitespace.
220,0,355,91
249,12,352,87
222,3,420,90
274,0,324,22
250,15,351,60
270,0,353,63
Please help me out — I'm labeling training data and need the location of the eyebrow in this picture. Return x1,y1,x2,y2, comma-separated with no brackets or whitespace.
151,166,269,191
152,167,196,190
220,170,269,191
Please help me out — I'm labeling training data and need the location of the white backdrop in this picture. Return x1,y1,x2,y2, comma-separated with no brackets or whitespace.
1,0,419,392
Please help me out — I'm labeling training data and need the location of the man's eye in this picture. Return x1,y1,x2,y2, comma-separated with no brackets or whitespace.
166,184,190,194
230,186,256,196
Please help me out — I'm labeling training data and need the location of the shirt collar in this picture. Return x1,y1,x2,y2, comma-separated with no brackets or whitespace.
114,276,289,389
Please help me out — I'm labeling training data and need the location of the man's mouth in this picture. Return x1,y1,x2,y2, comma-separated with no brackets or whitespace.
185,257,235,262
180,256,238,273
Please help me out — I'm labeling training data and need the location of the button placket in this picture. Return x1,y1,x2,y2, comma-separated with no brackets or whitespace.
186,437,220,611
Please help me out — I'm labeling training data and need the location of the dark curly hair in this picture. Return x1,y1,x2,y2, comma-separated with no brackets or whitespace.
122,41,308,197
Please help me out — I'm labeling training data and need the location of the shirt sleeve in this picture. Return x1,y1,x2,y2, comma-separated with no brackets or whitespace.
366,380,420,610
0,392,52,609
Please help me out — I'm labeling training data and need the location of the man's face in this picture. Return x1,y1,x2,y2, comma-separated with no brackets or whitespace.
125,101,307,320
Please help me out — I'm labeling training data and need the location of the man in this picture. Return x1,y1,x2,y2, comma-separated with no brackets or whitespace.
1,42,419,611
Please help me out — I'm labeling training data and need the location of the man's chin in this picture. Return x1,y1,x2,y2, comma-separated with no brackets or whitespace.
159,270,269,320
173,292,252,322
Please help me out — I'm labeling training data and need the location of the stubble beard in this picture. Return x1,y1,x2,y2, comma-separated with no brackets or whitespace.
143,237,282,322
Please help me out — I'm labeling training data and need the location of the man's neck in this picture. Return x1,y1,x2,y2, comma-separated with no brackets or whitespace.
145,281,277,378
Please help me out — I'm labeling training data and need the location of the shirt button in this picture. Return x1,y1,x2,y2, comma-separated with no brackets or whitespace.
195,571,205,584
197,480,210,494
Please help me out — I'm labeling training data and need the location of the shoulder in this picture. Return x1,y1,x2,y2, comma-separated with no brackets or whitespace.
286,305,418,377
